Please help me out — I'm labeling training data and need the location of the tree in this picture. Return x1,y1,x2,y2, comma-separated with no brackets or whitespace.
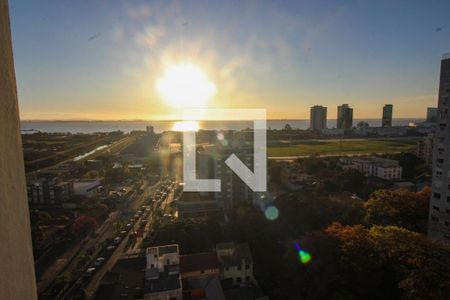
85,170,99,179
104,167,131,184
364,189,429,232
296,223,450,300
284,123,293,131
298,157,327,175
357,121,369,128
337,169,366,195
391,152,426,180
38,210,52,224
72,215,97,236
150,218,222,254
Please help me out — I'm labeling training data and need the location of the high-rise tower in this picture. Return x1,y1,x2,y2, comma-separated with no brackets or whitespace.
310,105,327,130
382,104,393,127
337,104,353,129
428,54,450,243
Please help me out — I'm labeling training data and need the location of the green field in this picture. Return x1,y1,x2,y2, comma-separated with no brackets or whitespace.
268,138,418,157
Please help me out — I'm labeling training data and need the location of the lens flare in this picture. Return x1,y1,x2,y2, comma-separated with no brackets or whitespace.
299,250,312,264
264,206,279,221
294,242,312,264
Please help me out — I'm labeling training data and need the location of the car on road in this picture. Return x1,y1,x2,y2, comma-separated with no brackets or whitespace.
94,257,105,267
113,236,121,244
84,267,96,278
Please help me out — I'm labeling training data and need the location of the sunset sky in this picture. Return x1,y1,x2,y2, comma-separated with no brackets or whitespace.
9,0,450,120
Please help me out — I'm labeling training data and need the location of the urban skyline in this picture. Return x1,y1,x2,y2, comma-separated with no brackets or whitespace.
9,1,450,120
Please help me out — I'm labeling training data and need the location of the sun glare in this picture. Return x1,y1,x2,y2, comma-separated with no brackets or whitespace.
156,63,216,108
172,121,200,132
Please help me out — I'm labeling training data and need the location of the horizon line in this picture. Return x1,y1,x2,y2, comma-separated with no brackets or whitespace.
20,117,426,122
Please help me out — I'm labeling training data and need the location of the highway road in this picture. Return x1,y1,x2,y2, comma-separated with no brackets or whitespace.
84,180,168,299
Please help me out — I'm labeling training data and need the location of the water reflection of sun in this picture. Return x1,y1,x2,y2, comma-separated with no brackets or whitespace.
172,121,200,132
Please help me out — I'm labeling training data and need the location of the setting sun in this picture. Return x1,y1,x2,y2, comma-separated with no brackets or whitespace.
156,63,216,108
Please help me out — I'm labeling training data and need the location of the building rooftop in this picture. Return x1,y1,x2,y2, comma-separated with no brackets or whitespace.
180,252,220,273
216,243,253,268
159,244,179,255
145,268,159,281
343,156,400,168
146,244,179,256
94,257,145,300
144,274,181,294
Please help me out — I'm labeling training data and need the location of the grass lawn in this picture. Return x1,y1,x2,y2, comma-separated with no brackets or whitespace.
268,138,418,157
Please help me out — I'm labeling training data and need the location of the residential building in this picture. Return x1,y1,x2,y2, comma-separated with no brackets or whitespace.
93,257,145,300
310,105,327,130
429,54,450,243
73,179,102,197
382,104,393,127
280,167,314,190
46,161,79,175
147,125,155,134
176,193,224,220
180,252,225,299
416,133,435,166
145,245,182,300
216,243,255,286
339,157,402,180
85,159,103,170
357,126,408,137
27,177,74,205
337,104,353,129
197,145,255,212
180,252,220,279
427,107,438,122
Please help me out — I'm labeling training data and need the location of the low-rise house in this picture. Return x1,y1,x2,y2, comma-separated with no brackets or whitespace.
145,244,182,300
180,252,220,279
280,167,313,190
86,159,103,170
180,252,224,299
73,179,102,197
216,243,255,287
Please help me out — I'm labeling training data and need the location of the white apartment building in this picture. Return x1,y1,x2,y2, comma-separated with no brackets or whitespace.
429,54,450,243
144,244,182,300
340,157,402,180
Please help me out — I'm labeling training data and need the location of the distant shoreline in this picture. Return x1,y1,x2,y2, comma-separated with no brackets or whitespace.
20,118,424,122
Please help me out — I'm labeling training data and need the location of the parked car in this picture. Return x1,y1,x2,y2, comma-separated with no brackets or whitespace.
84,267,96,278
94,257,105,267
